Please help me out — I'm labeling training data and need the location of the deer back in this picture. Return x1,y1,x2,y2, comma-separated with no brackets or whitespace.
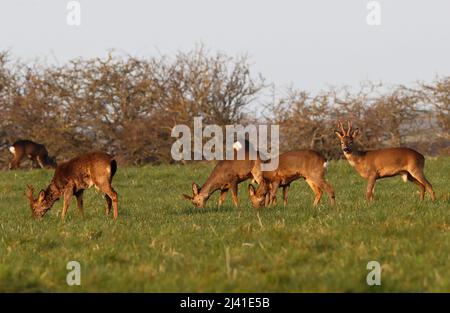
358,147,425,178
51,152,116,190
263,150,327,182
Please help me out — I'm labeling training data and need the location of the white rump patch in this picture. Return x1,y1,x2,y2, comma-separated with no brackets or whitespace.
233,141,243,151
401,173,408,183
323,161,328,169
9,146,15,155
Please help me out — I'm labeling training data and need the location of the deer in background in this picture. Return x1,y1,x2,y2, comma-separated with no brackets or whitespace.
334,121,435,201
9,140,56,169
183,140,263,208
25,152,119,220
248,150,335,209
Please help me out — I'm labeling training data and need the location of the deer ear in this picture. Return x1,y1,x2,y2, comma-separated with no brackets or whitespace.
182,194,193,200
38,190,45,202
352,129,360,139
334,131,343,140
192,183,199,195
248,184,255,196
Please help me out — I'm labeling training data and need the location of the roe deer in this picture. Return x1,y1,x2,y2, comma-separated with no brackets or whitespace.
9,140,56,169
334,121,435,201
25,152,119,220
183,140,263,208
248,150,335,208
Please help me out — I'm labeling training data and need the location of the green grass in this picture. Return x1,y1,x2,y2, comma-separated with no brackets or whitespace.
0,158,450,292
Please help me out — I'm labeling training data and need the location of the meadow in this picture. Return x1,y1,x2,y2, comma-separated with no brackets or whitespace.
0,158,449,292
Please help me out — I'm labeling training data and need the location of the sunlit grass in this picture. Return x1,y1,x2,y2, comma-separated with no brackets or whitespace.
0,158,449,292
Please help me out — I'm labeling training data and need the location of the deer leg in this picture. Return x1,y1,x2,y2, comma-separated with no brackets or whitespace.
8,158,18,170
270,181,280,206
9,151,24,170
306,179,322,207
409,171,435,200
36,155,45,169
366,176,377,202
407,173,425,200
105,194,112,215
264,193,271,207
29,156,38,169
282,184,290,207
61,186,74,220
230,182,239,208
100,185,119,219
108,188,119,219
317,178,336,205
218,189,228,208
263,183,272,207
8,156,17,169
75,190,84,217
12,158,22,169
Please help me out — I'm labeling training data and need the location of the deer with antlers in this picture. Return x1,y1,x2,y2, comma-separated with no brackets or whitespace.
25,152,119,220
334,121,435,201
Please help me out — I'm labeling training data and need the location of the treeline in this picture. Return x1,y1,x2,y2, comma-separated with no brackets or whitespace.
0,48,449,167
268,80,450,159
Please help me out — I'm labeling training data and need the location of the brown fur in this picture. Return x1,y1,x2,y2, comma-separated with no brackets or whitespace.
9,140,56,169
25,152,118,220
183,141,263,208
335,121,435,201
248,150,335,208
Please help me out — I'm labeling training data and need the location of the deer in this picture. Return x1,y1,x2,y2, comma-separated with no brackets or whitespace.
248,150,335,209
25,152,119,220
9,140,56,169
334,121,436,201
183,140,263,209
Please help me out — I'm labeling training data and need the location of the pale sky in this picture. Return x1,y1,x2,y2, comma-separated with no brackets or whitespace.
0,0,449,93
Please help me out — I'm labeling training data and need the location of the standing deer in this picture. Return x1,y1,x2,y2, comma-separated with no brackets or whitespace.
9,140,56,169
25,152,119,220
334,121,435,201
183,140,263,208
248,150,335,208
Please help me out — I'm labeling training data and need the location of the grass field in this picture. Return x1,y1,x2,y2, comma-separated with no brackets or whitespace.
0,158,449,292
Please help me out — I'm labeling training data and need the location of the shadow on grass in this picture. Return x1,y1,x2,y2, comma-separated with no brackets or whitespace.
174,204,242,216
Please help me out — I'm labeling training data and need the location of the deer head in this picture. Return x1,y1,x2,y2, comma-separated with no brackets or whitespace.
25,185,52,218
248,182,269,209
46,155,57,168
334,121,360,154
183,182,208,208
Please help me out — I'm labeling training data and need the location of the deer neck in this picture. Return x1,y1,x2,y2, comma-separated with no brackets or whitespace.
199,178,222,200
343,149,366,169
199,183,214,200
256,179,270,196
44,182,62,206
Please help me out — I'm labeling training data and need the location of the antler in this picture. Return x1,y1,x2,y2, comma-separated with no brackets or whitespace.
337,120,357,137
347,121,352,136
337,121,346,136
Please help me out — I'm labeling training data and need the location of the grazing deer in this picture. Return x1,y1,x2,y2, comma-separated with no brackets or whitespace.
248,150,335,208
183,140,263,208
334,121,435,201
9,140,56,169
25,152,119,220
